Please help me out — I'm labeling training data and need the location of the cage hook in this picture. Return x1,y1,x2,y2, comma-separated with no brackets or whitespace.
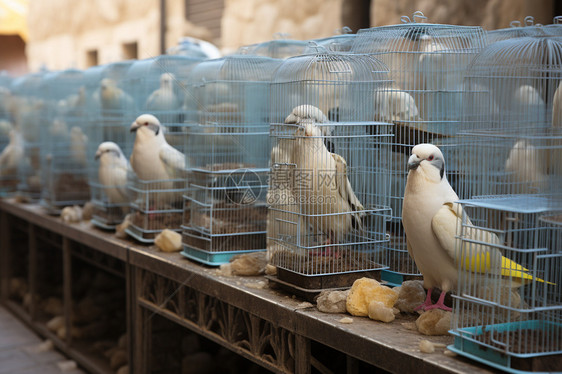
400,15,411,24
412,11,427,23
509,20,522,28
524,16,535,26
339,26,352,34
553,16,562,24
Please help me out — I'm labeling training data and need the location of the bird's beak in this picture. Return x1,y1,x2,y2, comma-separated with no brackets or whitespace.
95,150,101,160
408,154,421,170
130,120,140,133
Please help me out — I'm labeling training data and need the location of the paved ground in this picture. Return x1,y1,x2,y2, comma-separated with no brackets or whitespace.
0,306,85,374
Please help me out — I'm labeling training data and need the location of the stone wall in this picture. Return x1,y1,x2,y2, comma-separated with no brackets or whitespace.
25,0,556,71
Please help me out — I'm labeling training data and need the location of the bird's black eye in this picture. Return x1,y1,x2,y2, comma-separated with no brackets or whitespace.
428,155,434,161
144,122,148,126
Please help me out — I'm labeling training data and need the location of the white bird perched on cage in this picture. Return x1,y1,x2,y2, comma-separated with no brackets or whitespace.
95,142,131,207
504,140,548,194
70,126,88,167
402,143,553,311
145,73,181,112
0,129,24,176
99,78,134,111
129,114,187,182
291,120,364,250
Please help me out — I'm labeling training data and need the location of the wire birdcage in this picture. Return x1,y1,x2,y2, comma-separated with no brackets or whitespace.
239,34,309,59
122,55,202,241
267,49,393,291
180,55,282,265
11,71,48,201
459,36,562,200
350,12,487,284
37,69,91,214
449,196,561,373
84,62,136,229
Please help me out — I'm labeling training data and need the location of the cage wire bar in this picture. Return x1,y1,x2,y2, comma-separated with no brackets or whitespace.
180,55,282,265
267,48,393,291
350,12,487,285
39,69,91,214
122,55,203,241
85,61,136,229
11,71,48,202
0,73,17,195
303,27,356,54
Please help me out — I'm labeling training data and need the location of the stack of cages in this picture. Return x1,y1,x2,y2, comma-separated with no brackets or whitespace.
449,36,562,372
181,55,282,264
0,71,16,196
349,12,487,286
11,71,48,202
238,35,309,59
123,55,203,241
86,61,136,230
267,47,393,295
39,69,91,214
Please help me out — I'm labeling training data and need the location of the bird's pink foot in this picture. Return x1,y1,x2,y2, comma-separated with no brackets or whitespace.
416,290,452,312
414,288,434,311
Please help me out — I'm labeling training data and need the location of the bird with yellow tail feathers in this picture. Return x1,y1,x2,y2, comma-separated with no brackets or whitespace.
402,143,554,312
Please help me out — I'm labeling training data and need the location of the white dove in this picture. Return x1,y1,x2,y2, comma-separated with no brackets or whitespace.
129,114,187,183
284,104,335,153
291,120,364,249
505,140,548,194
0,129,24,176
100,78,134,111
95,142,131,208
70,126,88,167
145,73,181,112
512,84,546,123
402,143,553,311
373,89,420,123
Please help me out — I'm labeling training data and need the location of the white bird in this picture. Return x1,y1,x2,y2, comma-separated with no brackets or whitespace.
0,120,13,138
373,89,420,123
284,104,335,152
99,78,134,111
145,73,181,112
70,126,88,167
512,85,546,123
0,129,24,176
505,140,548,194
291,120,364,248
402,143,553,311
95,142,131,208
130,114,187,183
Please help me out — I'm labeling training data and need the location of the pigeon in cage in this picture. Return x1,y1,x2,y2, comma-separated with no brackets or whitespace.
129,113,188,207
99,78,134,111
95,142,131,210
0,129,24,176
291,120,364,253
145,72,182,112
70,126,88,168
284,104,335,153
402,143,554,311
504,139,549,194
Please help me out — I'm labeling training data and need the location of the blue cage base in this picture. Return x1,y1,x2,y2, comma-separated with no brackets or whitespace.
449,320,562,373
181,245,264,266
381,269,423,287
91,217,118,231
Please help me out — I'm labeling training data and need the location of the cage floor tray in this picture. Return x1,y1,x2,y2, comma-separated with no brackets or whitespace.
449,320,562,373
181,246,264,266
381,270,423,287
125,225,162,244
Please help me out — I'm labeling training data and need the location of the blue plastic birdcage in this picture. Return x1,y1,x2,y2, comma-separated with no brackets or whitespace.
180,55,282,265
267,49,393,290
350,12,487,284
